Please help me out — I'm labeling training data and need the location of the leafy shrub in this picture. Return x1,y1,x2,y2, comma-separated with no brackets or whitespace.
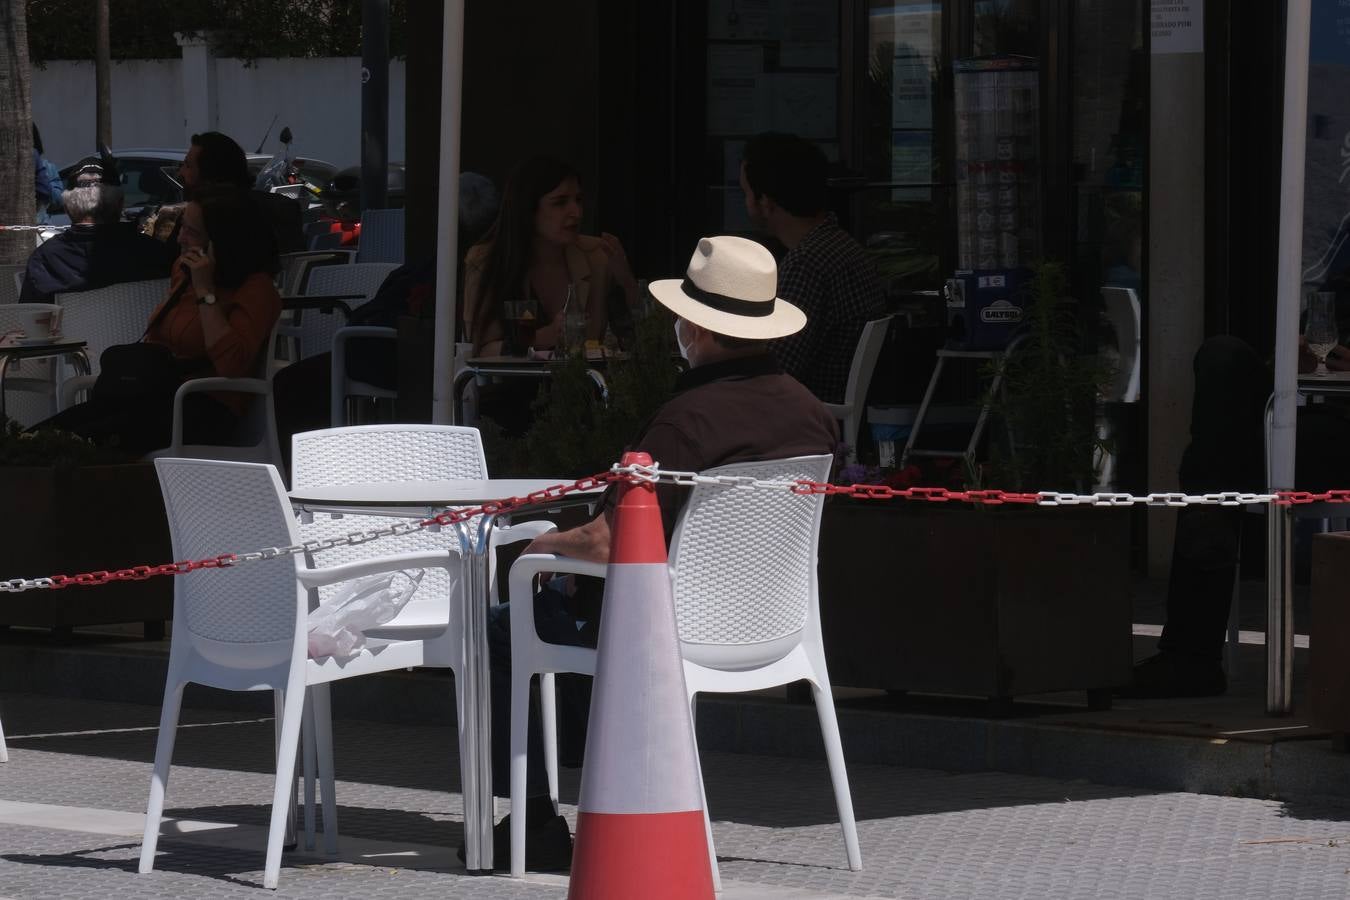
0,418,136,469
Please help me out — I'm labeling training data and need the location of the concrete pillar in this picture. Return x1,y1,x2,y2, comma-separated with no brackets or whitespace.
175,32,217,141
1146,46,1207,574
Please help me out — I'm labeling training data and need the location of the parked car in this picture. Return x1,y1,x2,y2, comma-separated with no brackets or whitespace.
53,148,337,225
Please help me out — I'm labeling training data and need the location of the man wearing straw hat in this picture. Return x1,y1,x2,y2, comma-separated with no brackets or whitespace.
480,235,839,871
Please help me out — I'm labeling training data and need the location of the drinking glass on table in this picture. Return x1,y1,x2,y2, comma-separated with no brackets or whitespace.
1305,291,1338,377
502,298,538,356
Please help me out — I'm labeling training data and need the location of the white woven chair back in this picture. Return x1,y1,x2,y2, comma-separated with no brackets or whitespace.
155,458,299,646
356,209,405,265
669,454,832,646
290,425,487,608
56,278,170,377
0,265,23,305
291,424,487,488
295,263,398,358
277,250,353,296
0,303,63,426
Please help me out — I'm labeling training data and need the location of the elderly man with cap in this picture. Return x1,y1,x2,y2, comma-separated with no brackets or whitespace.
475,235,839,872
20,183,176,302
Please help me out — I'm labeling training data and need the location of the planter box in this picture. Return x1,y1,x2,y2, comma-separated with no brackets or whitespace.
818,500,1132,704
0,464,171,633
1311,533,1350,748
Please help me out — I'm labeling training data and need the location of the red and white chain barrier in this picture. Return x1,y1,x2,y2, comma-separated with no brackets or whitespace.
4,461,1348,595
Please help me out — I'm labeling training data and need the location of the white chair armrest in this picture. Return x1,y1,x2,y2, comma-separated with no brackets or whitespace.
823,401,849,419
492,520,557,545
507,553,608,606
506,553,607,673
169,377,270,449
61,374,96,408
331,325,398,425
486,520,558,604
296,549,459,589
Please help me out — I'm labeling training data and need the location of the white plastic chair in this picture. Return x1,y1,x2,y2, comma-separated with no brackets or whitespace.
149,321,285,473
291,425,554,608
330,325,397,426
276,249,353,298
0,264,22,305
356,209,405,265
0,303,64,426
56,278,171,406
506,454,860,882
292,262,398,361
825,317,892,463
140,457,464,890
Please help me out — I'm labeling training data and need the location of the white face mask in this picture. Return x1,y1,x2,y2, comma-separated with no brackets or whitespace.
674,318,694,362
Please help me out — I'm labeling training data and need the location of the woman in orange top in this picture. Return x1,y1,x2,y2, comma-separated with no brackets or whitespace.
35,186,281,454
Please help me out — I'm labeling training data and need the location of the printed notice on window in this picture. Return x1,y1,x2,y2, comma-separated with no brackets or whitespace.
1151,0,1203,55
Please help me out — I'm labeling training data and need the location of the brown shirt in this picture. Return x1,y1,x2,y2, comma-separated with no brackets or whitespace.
626,353,840,539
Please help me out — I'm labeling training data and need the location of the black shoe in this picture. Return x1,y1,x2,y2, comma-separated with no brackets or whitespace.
456,812,573,872
1117,651,1227,698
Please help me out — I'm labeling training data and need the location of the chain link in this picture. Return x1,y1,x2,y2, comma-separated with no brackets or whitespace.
5,460,1350,595
0,470,628,594
0,224,68,232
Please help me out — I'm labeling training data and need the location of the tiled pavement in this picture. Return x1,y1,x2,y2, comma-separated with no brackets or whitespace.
3,693,1350,898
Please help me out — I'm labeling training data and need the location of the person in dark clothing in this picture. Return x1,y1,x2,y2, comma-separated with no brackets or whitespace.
148,131,305,253
1124,335,1350,697
478,235,838,871
20,183,176,301
740,132,885,404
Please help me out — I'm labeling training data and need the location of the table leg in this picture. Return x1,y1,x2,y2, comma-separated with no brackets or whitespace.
0,355,11,422
456,513,498,872
1266,503,1295,714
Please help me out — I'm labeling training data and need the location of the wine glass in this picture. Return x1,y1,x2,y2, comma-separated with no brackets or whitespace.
1305,291,1338,377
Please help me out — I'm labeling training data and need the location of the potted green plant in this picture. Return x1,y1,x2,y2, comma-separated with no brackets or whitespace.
0,422,172,638
481,306,679,478
817,262,1133,710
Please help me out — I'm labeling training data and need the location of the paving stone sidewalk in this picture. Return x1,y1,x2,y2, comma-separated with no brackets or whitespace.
2,692,1350,899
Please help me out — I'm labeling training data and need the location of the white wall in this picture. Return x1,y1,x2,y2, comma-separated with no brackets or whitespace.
32,57,406,172
32,60,185,168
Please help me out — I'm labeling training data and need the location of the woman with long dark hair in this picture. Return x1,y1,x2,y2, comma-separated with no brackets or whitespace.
34,185,282,454
463,157,636,355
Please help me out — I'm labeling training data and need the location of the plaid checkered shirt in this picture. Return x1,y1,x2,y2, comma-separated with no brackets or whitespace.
771,214,885,403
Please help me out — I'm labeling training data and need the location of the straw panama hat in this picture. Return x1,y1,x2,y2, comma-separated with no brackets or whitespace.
649,236,806,340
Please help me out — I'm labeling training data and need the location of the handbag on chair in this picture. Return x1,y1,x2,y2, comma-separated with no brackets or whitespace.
90,342,194,405
90,275,201,405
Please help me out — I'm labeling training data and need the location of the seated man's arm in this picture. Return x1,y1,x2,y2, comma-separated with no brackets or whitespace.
522,511,613,564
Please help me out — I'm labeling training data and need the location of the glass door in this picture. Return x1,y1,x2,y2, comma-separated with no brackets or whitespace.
703,0,843,236
851,1,948,293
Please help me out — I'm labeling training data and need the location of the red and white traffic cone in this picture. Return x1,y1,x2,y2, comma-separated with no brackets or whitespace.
567,452,715,900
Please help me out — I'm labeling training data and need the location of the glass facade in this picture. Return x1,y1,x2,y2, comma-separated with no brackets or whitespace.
855,2,947,291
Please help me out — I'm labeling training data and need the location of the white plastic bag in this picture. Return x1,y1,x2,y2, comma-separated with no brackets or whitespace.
307,569,424,660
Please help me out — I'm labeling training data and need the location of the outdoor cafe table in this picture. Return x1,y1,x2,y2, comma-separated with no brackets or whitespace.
0,338,90,421
452,355,610,425
287,478,603,872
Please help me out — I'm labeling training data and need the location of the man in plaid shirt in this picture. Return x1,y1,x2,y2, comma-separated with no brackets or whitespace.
739,133,885,403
